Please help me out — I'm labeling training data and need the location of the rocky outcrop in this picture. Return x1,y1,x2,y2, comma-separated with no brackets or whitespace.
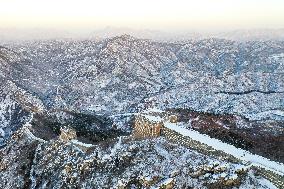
59,127,77,141
0,126,41,189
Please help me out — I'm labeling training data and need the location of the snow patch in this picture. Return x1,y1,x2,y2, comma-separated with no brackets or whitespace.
71,139,94,148
143,115,163,122
0,128,4,137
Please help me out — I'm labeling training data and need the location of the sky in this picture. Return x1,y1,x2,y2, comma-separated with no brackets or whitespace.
0,0,284,32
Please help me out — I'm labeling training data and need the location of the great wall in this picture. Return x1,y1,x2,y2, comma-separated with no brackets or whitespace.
132,109,284,189
40,108,284,188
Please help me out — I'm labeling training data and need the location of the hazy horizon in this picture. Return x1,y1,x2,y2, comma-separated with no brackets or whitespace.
1,0,284,41
1,0,284,31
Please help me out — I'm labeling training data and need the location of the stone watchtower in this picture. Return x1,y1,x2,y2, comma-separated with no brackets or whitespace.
133,114,163,138
59,127,77,141
132,108,179,139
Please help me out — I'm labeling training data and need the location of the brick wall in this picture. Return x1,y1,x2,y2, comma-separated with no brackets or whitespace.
161,127,284,187
132,114,284,188
162,126,241,163
253,166,284,189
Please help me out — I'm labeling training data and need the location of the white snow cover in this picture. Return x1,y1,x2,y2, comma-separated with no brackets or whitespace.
247,110,284,120
159,178,174,186
0,128,4,137
0,94,16,129
110,113,137,118
255,177,278,189
23,124,46,143
164,122,284,176
142,107,165,114
22,114,46,143
102,136,123,161
71,139,93,148
143,115,163,122
272,110,284,116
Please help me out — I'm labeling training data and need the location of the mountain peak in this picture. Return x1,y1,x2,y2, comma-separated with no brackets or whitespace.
114,34,136,41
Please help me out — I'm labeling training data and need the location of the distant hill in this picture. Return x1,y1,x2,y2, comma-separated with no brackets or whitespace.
213,28,284,41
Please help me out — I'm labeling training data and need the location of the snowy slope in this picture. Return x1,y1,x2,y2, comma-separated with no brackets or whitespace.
0,80,31,146
4,37,283,121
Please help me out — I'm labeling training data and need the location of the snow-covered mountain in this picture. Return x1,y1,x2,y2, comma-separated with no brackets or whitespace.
1,35,284,148
1,35,284,189
4,36,284,120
